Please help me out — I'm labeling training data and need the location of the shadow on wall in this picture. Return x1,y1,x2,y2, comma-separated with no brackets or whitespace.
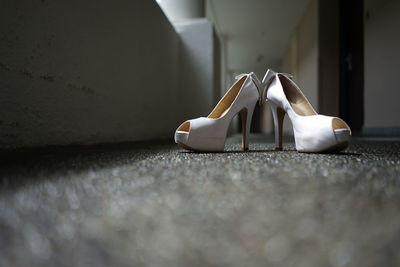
0,0,218,149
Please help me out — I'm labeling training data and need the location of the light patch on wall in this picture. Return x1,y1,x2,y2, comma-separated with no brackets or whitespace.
154,0,205,25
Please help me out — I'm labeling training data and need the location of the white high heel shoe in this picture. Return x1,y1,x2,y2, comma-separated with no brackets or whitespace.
175,73,260,152
262,69,351,153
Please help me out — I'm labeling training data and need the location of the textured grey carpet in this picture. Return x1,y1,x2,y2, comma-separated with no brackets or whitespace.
0,135,399,267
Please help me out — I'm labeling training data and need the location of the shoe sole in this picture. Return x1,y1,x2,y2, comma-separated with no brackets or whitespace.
177,142,195,151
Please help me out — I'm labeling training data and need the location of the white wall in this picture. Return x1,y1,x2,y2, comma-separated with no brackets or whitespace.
157,0,221,127
282,0,319,93
364,0,400,128
282,34,298,79
295,0,319,111
279,0,319,134
174,19,220,123
0,0,181,148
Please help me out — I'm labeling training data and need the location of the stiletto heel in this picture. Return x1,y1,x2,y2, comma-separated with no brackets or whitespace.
175,73,260,152
261,69,351,153
240,102,256,151
270,101,285,151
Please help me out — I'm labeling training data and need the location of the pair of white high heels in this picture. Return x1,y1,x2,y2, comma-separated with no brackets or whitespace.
175,69,351,153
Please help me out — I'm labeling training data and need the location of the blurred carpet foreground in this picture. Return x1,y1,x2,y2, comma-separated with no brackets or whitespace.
0,135,399,267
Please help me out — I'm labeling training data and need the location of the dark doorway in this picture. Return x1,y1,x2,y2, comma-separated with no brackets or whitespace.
339,0,364,132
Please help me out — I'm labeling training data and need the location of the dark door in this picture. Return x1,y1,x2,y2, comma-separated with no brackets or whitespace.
339,0,364,132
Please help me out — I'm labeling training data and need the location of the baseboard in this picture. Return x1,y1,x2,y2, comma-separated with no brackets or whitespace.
362,126,400,137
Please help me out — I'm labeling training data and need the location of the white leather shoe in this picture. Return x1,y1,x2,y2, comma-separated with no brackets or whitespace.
175,73,261,152
262,69,351,153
